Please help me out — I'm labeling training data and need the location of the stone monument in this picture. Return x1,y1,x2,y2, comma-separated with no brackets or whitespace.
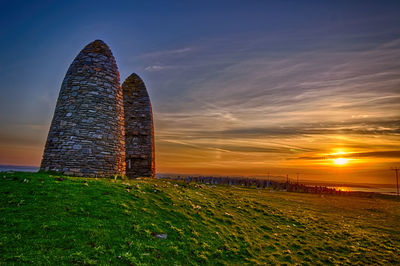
40,40,154,178
122,73,155,178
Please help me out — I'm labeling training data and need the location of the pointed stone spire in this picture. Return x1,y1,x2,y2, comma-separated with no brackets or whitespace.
122,73,155,178
40,40,125,177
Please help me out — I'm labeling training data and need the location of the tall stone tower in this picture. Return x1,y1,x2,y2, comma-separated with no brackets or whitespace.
122,74,155,178
40,40,125,177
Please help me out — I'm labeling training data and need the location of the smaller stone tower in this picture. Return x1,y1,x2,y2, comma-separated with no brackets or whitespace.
122,74,155,178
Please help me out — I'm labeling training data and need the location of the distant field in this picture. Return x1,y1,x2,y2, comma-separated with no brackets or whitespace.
1,172,399,264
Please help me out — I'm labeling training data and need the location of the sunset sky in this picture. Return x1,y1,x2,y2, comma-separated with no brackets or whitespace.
1,1,399,184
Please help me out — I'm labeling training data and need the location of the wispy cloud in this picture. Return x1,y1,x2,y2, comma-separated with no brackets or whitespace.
140,47,193,58
144,65,174,71
149,35,400,125
293,150,400,160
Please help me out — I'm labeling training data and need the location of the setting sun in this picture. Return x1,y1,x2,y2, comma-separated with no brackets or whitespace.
334,158,349,165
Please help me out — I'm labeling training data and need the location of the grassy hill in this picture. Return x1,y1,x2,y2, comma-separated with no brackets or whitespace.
1,172,399,265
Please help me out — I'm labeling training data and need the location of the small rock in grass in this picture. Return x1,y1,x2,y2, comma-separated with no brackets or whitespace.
155,233,167,239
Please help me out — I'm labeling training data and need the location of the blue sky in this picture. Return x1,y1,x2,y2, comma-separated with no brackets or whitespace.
1,0,400,183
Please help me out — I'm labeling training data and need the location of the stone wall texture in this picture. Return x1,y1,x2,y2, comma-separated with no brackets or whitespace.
122,74,155,178
40,40,126,177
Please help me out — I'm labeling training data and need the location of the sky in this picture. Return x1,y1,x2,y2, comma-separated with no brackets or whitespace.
0,0,399,184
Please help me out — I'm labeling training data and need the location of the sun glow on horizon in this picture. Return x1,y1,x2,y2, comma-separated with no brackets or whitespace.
329,150,351,166
333,158,349,165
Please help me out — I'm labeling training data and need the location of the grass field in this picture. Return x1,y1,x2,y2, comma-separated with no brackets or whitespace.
1,172,399,265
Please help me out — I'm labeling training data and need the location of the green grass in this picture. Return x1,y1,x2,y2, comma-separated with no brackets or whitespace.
1,172,399,265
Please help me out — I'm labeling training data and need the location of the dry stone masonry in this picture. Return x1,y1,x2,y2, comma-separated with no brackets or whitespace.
40,40,155,178
123,74,155,178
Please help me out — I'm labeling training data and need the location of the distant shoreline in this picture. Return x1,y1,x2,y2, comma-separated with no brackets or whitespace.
0,165,39,172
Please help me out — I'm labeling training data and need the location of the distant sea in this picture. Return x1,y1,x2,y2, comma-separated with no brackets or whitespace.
0,165,39,173
328,186,397,196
